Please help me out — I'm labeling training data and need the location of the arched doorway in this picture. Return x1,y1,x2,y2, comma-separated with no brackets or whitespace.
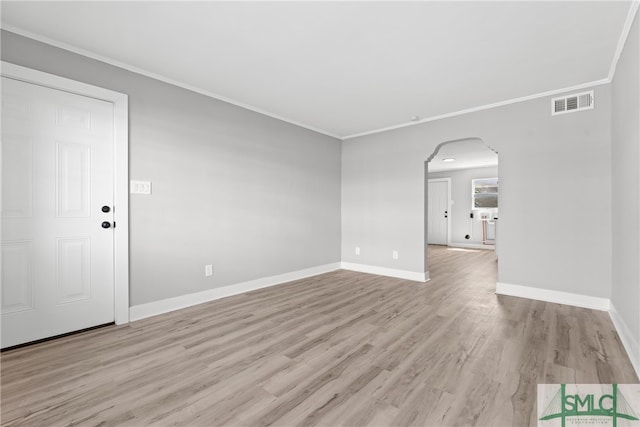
425,138,499,276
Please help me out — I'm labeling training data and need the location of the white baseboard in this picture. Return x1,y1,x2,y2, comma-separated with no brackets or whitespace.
609,302,640,380
495,282,610,311
130,262,341,321
496,283,639,379
448,243,495,250
341,262,429,282
129,262,638,380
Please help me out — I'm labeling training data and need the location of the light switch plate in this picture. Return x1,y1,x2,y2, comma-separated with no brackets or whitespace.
130,180,151,195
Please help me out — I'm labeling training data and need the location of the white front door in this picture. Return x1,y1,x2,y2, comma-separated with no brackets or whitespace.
428,180,449,245
1,76,115,348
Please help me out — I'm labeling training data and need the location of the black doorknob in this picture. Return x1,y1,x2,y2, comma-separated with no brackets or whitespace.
101,221,112,229
102,206,111,213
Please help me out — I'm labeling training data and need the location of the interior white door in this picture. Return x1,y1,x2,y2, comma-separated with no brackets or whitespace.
428,180,449,245
1,76,115,348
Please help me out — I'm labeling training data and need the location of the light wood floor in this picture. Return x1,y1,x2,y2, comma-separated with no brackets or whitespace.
1,246,637,426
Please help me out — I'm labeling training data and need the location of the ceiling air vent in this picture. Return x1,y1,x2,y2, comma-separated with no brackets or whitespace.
552,90,594,116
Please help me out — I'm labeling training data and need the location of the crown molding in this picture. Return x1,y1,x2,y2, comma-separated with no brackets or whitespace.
608,1,640,81
342,78,610,140
3,11,633,143
344,3,639,140
0,24,342,140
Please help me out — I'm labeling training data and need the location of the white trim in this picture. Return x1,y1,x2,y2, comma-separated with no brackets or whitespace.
608,1,640,81
448,243,495,250
1,25,620,142
495,282,610,311
342,79,610,140
130,263,341,322
427,177,452,246
113,86,129,325
1,61,130,325
340,262,429,282
1,25,341,140
609,302,640,380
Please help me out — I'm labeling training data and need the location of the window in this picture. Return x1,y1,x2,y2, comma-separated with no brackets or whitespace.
472,178,498,209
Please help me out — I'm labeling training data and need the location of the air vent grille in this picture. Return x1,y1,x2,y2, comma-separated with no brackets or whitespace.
552,90,594,116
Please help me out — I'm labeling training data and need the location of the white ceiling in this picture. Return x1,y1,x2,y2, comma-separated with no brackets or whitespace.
428,139,498,173
1,1,635,139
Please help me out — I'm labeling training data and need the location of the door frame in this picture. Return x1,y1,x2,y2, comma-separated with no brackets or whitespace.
1,61,130,324
427,177,452,246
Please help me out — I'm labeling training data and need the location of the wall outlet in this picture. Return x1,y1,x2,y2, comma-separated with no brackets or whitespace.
392,250,398,260
205,264,213,277
355,247,360,255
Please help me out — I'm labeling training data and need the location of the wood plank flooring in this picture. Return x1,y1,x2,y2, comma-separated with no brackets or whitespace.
1,246,638,426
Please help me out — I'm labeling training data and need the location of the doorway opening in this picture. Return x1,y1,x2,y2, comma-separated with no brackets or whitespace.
425,138,499,276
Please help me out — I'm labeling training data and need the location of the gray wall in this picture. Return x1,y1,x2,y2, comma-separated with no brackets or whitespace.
428,166,499,246
342,85,612,299
1,26,627,310
611,11,639,355
1,30,342,306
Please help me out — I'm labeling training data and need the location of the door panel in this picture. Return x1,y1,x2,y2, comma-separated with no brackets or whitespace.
2,135,33,218
1,240,34,314
56,237,91,304
1,76,115,348
56,141,91,217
